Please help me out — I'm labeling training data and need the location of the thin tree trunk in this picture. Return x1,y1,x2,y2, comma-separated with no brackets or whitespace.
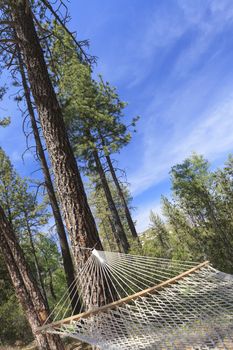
102,220,114,251
107,216,122,253
2,181,13,225
17,49,81,313
48,268,57,300
0,205,64,350
93,149,129,253
11,2,102,269
24,211,48,305
105,153,138,239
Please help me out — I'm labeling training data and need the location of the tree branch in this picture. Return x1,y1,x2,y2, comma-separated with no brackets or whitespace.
40,0,95,64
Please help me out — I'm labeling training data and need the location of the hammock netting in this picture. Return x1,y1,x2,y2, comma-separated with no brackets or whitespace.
38,250,233,349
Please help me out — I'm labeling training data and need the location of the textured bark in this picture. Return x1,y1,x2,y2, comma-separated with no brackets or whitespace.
24,211,48,305
105,153,139,239
107,216,122,252
17,49,81,313
10,1,103,269
0,205,64,350
93,149,129,253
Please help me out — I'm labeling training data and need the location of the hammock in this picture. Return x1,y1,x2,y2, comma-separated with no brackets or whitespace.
37,250,233,349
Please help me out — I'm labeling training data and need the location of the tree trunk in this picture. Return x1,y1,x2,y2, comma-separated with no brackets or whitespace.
102,220,114,251
48,268,57,300
17,49,81,313
24,211,48,305
107,216,122,252
10,1,102,270
93,149,129,253
0,205,64,350
105,153,139,239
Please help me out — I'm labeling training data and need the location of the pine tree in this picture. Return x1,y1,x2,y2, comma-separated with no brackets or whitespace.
17,49,80,313
0,253,33,345
149,211,170,251
0,147,48,293
6,1,103,273
160,154,233,271
88,175,135,252
0,204,64,349
51,32,139,249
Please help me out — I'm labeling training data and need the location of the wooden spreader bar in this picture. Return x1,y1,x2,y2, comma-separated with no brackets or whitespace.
36,260,209,333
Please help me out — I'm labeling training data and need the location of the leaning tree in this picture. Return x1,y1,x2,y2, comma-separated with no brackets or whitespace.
0,0,103,268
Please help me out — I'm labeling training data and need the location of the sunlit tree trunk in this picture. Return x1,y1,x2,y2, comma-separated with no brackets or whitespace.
17,49,81,312
93,149,130,253
107,216,123,252
105,153,138,239
10,1,103,270
24,210,48,305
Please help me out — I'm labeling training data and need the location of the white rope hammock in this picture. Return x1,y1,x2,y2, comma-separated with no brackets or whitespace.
37,250,233,349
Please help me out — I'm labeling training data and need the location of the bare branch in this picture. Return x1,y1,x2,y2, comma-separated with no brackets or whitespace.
0,21,15,26
0,38,17,44
6,46,17,69
40,0,94,64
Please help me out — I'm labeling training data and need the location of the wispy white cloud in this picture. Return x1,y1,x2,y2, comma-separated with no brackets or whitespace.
102,0,233,231
96,0,233,89
130,93,233,196
94,2,189,86
130,87,233,229
117,0,233,197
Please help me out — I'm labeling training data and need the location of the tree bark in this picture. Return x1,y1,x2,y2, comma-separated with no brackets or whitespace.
102,220,114,251
105,153,138,239
48,268,57,300
24,211,48,305
0,205,64,350
17,49,81,313
10,1,103,270
93,149,129,253
107,216,122,252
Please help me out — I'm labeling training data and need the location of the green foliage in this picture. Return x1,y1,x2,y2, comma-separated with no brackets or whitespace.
34,233,67,305
51,26,138,249
0,148,67,344
88,175,134,251
0,116,10,127
51,26,138,172
0,292,33,345
0,147,50,240
0,87,10,128
0,253,33,345
137,154,233,272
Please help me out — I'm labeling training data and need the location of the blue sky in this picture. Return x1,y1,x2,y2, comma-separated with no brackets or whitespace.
1,0,233,232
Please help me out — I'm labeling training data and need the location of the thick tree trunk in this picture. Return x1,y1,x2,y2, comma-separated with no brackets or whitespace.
0,205,64,350
10,2,102,269
93,149,129,253
17,49,81,313
105,153,139,239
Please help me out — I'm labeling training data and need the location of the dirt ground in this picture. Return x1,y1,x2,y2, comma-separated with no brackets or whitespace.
0,340,95,350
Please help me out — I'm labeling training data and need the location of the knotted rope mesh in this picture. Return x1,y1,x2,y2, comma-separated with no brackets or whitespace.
38,250,233,349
